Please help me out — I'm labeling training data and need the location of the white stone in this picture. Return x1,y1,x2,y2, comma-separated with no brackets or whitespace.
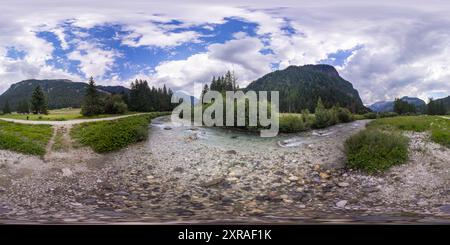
336,200,348,208
62,168,73,177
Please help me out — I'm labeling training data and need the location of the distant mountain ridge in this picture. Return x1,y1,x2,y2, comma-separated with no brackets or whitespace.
0,79,129,109
245,64,368,113
369,96,426,112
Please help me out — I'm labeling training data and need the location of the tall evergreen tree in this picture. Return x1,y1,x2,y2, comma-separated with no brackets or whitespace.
201,84,209,103
81,77,103,116
30,85,47,114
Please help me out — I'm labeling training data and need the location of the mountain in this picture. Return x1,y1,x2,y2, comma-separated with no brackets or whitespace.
369,96,426,112
173,91,199,105
368,101,393,112
0,79,129,110
245,64,368,113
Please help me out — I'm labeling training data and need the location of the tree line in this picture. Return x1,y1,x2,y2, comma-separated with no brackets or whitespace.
1,85,48,115
0,77,176,116
81,77,175,116
200,71,238,99
393,97,447,115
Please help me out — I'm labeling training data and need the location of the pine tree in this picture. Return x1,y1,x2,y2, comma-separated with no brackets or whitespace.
2,100,11,114
81,77,103,116
201,84,209,103
31,85,47,114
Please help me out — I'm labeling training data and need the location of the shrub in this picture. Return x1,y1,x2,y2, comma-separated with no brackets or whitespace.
379,112,398,118
363,112,378,119
313,99,334,128
103,94,128,114
280,114,307,133
344,129,409,173
336,107,353,123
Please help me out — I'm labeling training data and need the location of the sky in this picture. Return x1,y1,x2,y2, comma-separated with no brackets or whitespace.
0,0,449,104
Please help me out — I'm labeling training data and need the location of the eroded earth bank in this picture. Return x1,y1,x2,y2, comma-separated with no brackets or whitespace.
0,116,449,223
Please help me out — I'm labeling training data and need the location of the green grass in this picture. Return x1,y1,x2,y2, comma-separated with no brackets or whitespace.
368,115,450,147
0,108,138,121
70,112,169,153
0,121,53,155
345,129,409,174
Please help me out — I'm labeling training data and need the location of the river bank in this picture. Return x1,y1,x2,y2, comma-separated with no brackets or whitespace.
0,116,448,223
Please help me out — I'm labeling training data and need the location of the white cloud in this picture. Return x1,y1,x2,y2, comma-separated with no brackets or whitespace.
121,24,201,48
67,41,121,79
139,35,273,97
0,0,449,104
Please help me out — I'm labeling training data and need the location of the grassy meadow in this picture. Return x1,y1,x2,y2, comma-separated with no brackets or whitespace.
367,115,450,147
0,120,53,155
344,115,449,174
0,108,138,121
71,112,169,153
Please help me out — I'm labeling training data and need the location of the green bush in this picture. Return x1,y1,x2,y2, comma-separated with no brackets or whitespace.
103,94,128,114
280,114,307,133
71,112,168,153
313,99,334,129
363,112,378,119
345,129,409,173
378,112,398,118
336,107,353,123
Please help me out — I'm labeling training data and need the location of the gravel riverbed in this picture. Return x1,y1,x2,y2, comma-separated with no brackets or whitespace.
0,116,449,223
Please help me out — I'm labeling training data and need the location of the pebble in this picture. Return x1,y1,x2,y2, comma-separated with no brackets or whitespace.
338,182,350,187
62,168,73,177
319,172,329,179
336,200,348,208
288,176,299,181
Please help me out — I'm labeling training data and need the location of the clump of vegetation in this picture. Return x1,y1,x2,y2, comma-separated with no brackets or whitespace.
368,115,450,147
313,98,335,128
103,94,128,114
279,114,307,133
393,98,417,114
345,129,409,173
312,99,353,128
335,107,353,123
71,112,168,153
378,112,398,118
0,121,53,155
363,112,377,119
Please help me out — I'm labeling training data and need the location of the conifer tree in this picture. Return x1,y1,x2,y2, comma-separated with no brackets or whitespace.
31,85,47,114
81,77,103,116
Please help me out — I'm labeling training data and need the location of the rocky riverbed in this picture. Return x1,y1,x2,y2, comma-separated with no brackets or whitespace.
0,116,449,223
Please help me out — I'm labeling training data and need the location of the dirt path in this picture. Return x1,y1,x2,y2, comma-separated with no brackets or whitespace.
0,113,149,125
44,125,74,161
